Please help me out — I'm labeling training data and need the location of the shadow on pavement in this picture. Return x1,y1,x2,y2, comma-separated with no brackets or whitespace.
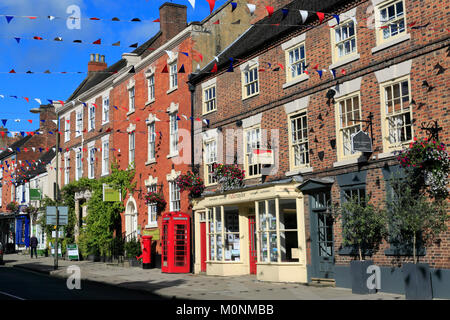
116,279,190,298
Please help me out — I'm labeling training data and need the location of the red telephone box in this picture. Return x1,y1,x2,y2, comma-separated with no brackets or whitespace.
161,211,191,273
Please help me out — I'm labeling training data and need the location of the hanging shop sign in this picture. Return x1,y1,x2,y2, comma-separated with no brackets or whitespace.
351,130,372,153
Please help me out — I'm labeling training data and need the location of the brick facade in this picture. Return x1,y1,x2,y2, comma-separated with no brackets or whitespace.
190,0,449,270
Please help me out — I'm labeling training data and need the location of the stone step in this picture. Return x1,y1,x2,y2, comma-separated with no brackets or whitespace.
309,278,336,287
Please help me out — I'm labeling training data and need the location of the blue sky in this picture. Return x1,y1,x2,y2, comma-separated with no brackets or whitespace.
0,0,225,134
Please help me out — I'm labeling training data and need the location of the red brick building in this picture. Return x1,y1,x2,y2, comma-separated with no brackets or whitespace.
189,0,449,297
59,2,253,264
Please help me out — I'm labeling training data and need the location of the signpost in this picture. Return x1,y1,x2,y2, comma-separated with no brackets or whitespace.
103,184,122,202
351,130,373,153
67,244,80,261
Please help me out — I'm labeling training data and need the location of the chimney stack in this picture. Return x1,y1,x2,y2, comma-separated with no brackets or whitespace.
159,3,187,44
88,53,107,73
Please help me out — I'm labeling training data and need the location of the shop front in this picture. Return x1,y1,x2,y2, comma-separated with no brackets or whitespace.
193,181,308,283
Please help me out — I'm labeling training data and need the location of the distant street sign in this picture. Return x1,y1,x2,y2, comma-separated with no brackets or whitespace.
351,130,372,153
67,244,79,261
29,189,41,201
46,206,69,225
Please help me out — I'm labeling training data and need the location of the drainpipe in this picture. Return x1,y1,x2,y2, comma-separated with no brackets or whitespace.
188,75,196,274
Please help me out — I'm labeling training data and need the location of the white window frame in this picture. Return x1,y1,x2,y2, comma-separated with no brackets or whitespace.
128,86,135,112
75,109,83,137
380,76,413,151
147,74,155,102
129,131,135,166
146,184,158,228
64,117,70,142
75,150,82,181
64,152,70,185
169,181,180,212
244,126,262,178
204,139,218,186
335,93,363,160
203,85,216,114
88,146,95,179
169,112,178,156
88,103,95,131
169,62,178,90
147,122,156,162
242,65,259,99
102,95,110,124
102,139,109,176
289,111,309,170
375,0,408,45
331,19,357,62
286,43,307,82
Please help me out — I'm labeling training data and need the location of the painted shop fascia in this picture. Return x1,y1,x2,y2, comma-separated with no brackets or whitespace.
192,176,310,283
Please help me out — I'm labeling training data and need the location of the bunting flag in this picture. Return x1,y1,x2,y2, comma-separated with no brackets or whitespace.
247,4,256,15
180,52,189,57
112,41,120,46
1,119,6,126
213,19,220,25
6,16,14,24
14,38,21,44
282,8,289,19
93,39,101,45
210,63,218,73
232,19,240,25
316,12,325,24
206,0,216,14
331,69,336,79
178,64,185,73
231,2,237,12
266,6,274,17
332,14,340,25
152,18,160,22
227,61,234,72
161,64,168,73
299,10,308,23
129,43,138,48
188,0,195,10
317,70,323,78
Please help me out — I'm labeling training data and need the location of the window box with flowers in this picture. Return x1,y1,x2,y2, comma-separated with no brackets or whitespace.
212,163,245,192
397,137,450,199
144,191,166,214
175,172,205,199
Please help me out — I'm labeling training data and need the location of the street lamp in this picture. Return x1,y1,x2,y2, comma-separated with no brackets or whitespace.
30,105,60,270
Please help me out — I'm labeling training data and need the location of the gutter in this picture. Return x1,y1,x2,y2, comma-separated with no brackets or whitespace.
188,74,196,273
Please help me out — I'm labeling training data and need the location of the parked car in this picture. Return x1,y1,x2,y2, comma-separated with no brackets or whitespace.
0,242,4,265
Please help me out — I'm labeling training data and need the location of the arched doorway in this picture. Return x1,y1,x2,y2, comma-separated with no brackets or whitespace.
125,196,138,240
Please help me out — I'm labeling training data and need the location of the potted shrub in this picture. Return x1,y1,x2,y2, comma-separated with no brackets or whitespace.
124,238,142,267
333,195,387,294
175,171,205,198
386,174,448,300
212,163,245,192
145,191,167,214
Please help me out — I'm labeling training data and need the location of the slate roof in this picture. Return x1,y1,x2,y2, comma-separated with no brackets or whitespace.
15,147,56,184
190,0,353,84
0,134,34,160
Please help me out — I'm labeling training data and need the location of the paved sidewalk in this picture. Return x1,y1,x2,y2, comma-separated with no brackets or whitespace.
2,253,404,300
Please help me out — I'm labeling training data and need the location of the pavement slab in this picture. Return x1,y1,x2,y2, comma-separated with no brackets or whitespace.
2,253,405,300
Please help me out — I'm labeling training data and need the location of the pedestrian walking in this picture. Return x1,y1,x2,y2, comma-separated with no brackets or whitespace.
30,235,38,258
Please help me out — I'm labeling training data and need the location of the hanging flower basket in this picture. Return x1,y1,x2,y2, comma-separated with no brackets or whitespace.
175,171,205,198
144,191,166,214
397,137,450,198
213,163,245,192
6,201,19,212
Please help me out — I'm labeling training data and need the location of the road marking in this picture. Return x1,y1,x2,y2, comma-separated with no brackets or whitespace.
0,290,26,300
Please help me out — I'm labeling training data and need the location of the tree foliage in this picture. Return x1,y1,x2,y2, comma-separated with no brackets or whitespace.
333,196,388,261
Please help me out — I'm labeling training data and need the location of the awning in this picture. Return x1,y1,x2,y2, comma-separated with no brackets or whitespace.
297,177,334,193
